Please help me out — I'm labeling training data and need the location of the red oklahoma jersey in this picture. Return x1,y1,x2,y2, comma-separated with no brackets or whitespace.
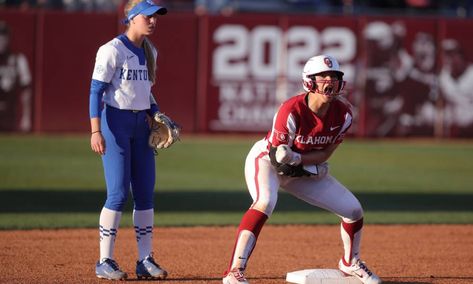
266,93,353,153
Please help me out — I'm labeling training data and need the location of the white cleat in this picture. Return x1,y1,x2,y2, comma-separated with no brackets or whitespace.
95,258,128,280
339,258,382,284
136,254,168,280
223,267,249,284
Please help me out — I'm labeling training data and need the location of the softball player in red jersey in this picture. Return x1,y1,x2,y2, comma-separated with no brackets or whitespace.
223,55,381,284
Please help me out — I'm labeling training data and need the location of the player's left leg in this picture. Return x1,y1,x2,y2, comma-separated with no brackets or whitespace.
338,218,381,284
130,111,167,280
283,175,381,284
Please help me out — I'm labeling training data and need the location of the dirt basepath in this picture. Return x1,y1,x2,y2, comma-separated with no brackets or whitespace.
1,225,472,284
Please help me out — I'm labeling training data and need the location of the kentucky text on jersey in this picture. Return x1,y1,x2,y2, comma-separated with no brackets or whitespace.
295,135,334,145
119,68,148,81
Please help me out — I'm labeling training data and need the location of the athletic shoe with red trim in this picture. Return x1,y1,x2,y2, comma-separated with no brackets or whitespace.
339,258,382,284
222,268,249,284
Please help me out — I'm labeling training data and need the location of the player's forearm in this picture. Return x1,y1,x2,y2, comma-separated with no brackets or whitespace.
301,144,338,165
90,117,101,133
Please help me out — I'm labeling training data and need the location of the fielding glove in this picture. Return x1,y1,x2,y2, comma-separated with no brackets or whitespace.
149,112,181,152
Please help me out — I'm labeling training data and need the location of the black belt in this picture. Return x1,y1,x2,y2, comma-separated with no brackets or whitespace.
106,104,144,113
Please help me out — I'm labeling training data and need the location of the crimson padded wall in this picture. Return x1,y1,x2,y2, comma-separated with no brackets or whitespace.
35,12,118,132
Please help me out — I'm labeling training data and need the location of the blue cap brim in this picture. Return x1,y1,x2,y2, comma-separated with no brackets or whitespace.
141,6,167,16
122,3,167,24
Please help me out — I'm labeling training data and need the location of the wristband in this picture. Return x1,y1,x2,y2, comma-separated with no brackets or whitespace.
91,130,101,134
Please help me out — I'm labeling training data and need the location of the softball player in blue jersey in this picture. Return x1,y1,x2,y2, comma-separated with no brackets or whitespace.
89,0,173,280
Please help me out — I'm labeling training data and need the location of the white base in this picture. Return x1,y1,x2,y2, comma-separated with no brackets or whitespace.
286,269,361,284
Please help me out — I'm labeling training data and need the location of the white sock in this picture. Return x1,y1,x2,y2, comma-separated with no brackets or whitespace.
231,230,256,270
99,207,122,262
133,209,154,261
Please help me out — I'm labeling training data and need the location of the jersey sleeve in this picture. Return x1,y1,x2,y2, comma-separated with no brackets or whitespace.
91,44,118,83
267,102,297,147
89,79,109,118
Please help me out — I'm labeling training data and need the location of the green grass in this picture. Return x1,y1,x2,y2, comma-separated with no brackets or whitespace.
0,134,472,229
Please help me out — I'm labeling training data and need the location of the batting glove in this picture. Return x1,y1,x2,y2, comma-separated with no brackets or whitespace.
275,145,301,166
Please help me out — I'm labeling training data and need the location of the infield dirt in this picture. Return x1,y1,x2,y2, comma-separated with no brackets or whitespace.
1,225,472,284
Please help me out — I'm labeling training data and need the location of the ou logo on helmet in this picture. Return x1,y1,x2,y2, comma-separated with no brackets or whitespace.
324,57,333,68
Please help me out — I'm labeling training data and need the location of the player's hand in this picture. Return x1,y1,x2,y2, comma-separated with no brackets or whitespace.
91,131,106,155
275,145,301,166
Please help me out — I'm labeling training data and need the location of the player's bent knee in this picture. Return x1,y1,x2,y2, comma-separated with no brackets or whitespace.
342,207,364,223
251,200,276,217
351,207,364,220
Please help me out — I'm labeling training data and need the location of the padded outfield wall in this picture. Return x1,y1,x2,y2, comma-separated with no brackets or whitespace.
1,9,472,137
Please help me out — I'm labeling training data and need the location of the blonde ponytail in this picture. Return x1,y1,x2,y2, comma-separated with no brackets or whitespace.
143,37,156,84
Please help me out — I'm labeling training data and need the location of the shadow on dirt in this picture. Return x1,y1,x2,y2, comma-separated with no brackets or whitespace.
1,189,472,213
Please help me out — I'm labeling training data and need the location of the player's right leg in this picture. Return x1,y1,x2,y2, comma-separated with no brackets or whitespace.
223,140,279,284
95,107,132,280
